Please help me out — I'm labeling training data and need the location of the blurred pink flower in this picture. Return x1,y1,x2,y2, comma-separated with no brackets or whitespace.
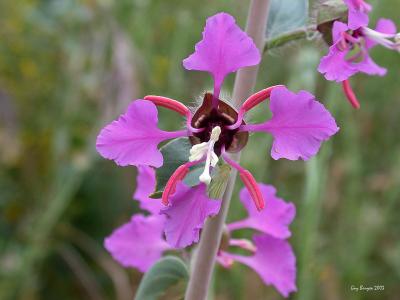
318,2,398,108
106,168,297,297
218,183,297,298
104,214,170,272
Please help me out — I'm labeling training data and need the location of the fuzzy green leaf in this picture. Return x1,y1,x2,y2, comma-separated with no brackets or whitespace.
135,256,189,300
266,0,308,40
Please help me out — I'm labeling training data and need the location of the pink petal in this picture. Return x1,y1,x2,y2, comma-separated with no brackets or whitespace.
104,214,170,272
161,183,221,248
318,42,358,82
224,234,297,298
96,100,186,168
247,87,339,160
228,184,295,239
133,166,163,214
332,21,349,43
344,0,371,29
348,8,369,30
355,55,387,76
183,12,260,97
375,18,397,34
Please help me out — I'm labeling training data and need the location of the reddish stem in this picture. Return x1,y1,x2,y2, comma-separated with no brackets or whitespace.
342,80,361,109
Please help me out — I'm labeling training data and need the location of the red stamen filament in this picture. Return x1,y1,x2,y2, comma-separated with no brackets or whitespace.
222,152,265,211
144,95,190,116
161,160,204,205
241,85,284,112
342,80,360,109
226,85,283,130
239,170,265,211
162,165,189,205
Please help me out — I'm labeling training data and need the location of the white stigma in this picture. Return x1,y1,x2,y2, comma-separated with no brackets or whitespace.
189,126,221,185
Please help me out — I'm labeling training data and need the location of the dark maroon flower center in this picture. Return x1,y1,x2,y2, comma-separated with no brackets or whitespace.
189,93,248,156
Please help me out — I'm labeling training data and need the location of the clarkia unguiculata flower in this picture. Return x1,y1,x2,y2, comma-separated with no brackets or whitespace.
97,12,340,297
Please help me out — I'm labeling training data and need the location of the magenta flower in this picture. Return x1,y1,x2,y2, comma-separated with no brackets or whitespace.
318,3,398,108
98,12,338,254
106,168,297,297
318,20,397,83
219,235,296,297
218,183,297,298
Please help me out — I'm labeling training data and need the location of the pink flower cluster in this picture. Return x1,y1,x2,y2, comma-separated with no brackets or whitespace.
105,167,297,297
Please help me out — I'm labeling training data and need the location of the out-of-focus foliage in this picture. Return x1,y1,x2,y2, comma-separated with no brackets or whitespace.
0,0,399,299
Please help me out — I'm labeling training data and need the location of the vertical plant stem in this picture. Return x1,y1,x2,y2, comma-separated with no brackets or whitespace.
184,1,270,299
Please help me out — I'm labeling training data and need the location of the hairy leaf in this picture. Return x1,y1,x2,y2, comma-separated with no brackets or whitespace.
135,256,189,300
266,0,308,40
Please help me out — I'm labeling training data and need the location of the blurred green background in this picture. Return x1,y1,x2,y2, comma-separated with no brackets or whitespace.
1,0,399,299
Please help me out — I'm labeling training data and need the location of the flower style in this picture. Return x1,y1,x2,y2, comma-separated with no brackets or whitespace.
318,1,399,108
97,12,338,215
106,166,297,297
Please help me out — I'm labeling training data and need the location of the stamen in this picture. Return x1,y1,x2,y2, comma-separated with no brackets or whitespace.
342,79,360,109
226,85,283,130
229,239,257,252
343,32,362,44
162,160,204,205
222,152,265,211
239,170,265,211
198,126,221,185
162,164,189,205
144,95,206,134
144,95,190,116
338,33,349,51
